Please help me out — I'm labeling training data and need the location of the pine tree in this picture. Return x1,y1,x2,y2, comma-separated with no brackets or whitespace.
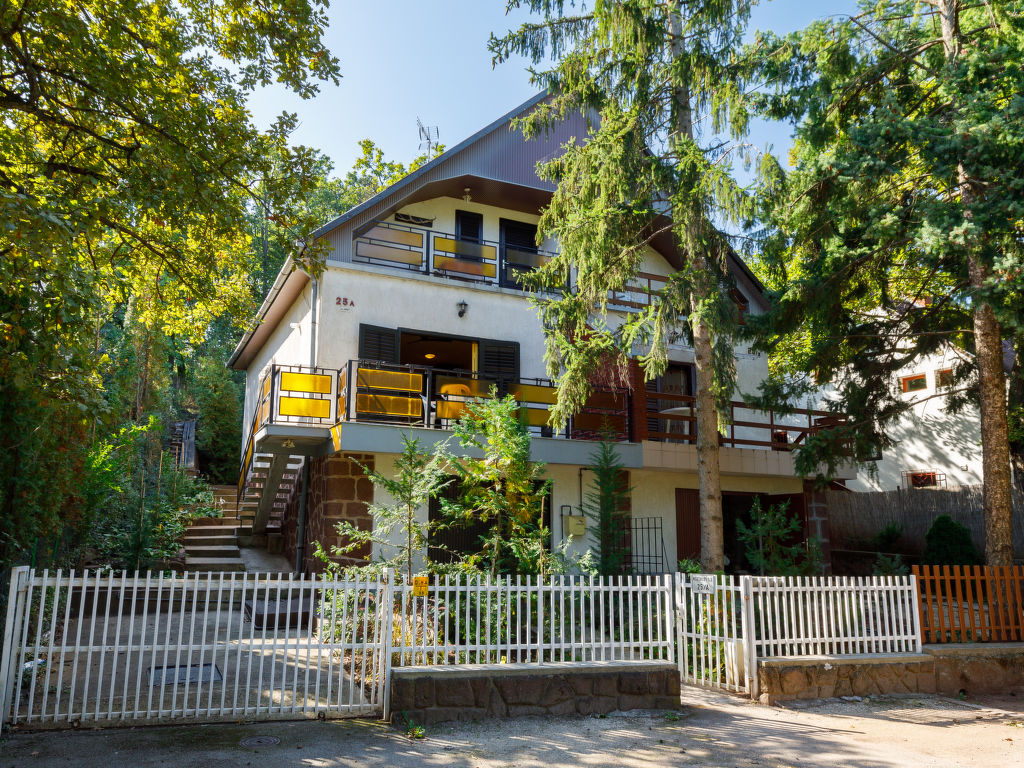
751,1,1023,564
491,0,758,571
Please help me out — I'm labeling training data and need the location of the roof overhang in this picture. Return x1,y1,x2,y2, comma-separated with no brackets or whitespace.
228,260,310,370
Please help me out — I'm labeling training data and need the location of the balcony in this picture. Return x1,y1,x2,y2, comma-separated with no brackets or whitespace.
352,220,557,290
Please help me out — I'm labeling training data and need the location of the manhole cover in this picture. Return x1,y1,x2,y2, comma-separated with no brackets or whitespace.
240,736,280,748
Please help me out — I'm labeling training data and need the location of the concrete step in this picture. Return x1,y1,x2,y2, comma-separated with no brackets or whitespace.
183,557,245,573
184,544,242,559
185,525,240,538
183,532,238,546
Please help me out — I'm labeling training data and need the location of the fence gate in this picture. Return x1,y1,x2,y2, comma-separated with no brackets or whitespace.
675,573,755,696
0,568,391,729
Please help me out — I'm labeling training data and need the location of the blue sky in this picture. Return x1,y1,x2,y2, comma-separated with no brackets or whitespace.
247,1,862,176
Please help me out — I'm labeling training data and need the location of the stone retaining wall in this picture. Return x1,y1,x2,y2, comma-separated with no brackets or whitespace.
390,661,681,726
758,643,1024,703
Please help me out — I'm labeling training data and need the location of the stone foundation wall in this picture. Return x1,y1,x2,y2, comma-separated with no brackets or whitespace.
758,643,1024,703
390,662,681,726
301,452,374,574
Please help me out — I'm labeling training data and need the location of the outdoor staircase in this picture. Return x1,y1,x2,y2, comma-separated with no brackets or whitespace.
239,452,304,537
183,485,245,572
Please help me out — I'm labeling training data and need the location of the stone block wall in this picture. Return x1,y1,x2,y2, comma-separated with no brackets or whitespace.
390,662,681,726
290,452,374,574
758,644,1024,703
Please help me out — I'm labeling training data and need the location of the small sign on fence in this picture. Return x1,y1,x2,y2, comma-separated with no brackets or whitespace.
689,574,717,595
412,576,429,597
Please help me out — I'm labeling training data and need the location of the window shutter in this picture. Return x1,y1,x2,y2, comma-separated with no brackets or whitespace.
479,340,519,395
358,325,399,363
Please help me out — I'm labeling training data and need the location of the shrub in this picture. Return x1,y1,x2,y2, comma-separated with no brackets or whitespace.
922,515,983,565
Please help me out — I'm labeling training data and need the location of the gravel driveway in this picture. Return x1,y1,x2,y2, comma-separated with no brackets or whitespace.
2,687,1021,768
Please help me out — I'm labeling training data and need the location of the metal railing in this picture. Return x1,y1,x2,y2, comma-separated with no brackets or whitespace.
352,220,557,290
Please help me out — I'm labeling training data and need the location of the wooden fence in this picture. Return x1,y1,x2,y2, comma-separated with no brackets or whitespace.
827,485,1024,557
912,565,1024,643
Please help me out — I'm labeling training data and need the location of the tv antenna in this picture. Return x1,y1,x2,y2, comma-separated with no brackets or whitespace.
417,117,439,157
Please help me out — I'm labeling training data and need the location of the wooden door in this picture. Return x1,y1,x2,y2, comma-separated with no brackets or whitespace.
675,488,700,562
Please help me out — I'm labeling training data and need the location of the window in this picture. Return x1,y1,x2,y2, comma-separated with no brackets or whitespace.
732,290,749,325
455,210,483,243
900,374,927,393
936,368,953,389
903,470,946,489
500,218,540,287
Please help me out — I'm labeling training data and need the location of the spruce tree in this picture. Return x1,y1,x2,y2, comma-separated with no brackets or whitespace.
492,0,758,570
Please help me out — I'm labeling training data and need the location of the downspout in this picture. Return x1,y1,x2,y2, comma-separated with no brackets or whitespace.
295,275,319,575
294,460,311,576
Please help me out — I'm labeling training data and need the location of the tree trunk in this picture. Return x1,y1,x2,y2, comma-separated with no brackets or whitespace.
669,3,725,572
1010,334,1024,494
940,0,1015,564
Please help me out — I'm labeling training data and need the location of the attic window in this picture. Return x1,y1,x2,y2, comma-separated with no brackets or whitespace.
936,368,953,389
394,212,433,227
900,374,927,393
903,470,946,489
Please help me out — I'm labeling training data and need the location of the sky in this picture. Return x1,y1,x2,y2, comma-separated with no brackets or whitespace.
247,1,863,177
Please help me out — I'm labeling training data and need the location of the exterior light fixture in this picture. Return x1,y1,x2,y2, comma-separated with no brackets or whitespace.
462,187,472,203
424,353,436,360
457,301,468,318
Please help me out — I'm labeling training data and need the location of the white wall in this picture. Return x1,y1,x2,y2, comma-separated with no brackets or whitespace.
241,284,314,446
847,349,982,491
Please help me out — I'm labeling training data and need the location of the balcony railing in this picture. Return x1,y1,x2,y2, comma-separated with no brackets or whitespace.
352,220,556,290
246,362,844,455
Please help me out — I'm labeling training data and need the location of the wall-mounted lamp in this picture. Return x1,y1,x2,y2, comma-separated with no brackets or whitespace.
462,187,472,203
457,301,468,318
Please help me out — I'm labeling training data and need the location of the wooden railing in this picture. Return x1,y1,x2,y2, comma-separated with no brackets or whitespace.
912,565,1024,643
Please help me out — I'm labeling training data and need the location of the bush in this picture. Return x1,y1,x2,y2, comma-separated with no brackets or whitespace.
922,515,983,565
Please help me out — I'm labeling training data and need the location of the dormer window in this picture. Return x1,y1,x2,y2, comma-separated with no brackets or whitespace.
732,290,749,325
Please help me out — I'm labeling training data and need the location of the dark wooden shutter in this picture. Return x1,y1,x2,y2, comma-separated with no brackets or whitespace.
675,488,701,562
479,340,519,395
358,324,399,363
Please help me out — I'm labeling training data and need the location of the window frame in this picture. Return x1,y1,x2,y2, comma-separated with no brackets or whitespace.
900,373,927,393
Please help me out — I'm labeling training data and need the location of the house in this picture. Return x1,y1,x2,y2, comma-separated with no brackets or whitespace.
228,94,857,575
846,346,985,493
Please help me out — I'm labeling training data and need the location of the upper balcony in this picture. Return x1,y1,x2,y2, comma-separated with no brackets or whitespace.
350,219,670,309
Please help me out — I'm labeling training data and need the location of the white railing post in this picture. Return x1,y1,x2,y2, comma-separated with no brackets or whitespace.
380,568,396,723
741,576,758,699
0,566,30,730
908,573,923,653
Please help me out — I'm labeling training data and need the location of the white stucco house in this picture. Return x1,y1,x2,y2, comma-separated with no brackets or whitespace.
228,94,857,575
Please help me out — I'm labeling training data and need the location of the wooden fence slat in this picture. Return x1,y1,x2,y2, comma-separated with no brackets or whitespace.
912,564,1024,644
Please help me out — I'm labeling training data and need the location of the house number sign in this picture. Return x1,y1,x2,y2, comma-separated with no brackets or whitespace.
335,296,355,309
412,576,429,597
689,574,717,595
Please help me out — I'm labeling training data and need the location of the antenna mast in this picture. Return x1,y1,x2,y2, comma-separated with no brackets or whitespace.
417,117,440,157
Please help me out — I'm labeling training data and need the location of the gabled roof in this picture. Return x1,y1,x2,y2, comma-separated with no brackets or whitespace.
311,91,551,240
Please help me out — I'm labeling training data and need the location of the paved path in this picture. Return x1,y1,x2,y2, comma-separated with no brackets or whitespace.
2,689,1021,768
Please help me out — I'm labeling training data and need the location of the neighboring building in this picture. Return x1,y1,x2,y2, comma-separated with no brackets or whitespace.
228,94,855,575
847,341,1008,493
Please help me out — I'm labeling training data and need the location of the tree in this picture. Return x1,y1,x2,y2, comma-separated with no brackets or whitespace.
580,439,632,576
0,0,339,570
317,435,451,581
442,393,552,578
750,1,1023,564
491,0,757,570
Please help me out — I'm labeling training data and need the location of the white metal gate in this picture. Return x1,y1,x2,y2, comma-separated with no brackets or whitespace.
0,568,391,729
675,573,755,696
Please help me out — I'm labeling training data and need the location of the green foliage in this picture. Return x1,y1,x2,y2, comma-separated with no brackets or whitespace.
440,393,553,578
580,439,632,576
868,523,904,553
678,558,702,575
191,358,244,484
873,553,909,577
922,515,983,566
748,3,1024,485
736,498,822,576
315,435,451,582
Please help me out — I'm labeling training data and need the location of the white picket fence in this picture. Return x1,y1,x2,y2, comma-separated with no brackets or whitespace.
1,567,927,729
0,568,390,729
392,574,675,667
675,573,923,697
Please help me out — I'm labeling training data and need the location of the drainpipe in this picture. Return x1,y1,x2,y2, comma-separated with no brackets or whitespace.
294,460,311,576
309,277,319,368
